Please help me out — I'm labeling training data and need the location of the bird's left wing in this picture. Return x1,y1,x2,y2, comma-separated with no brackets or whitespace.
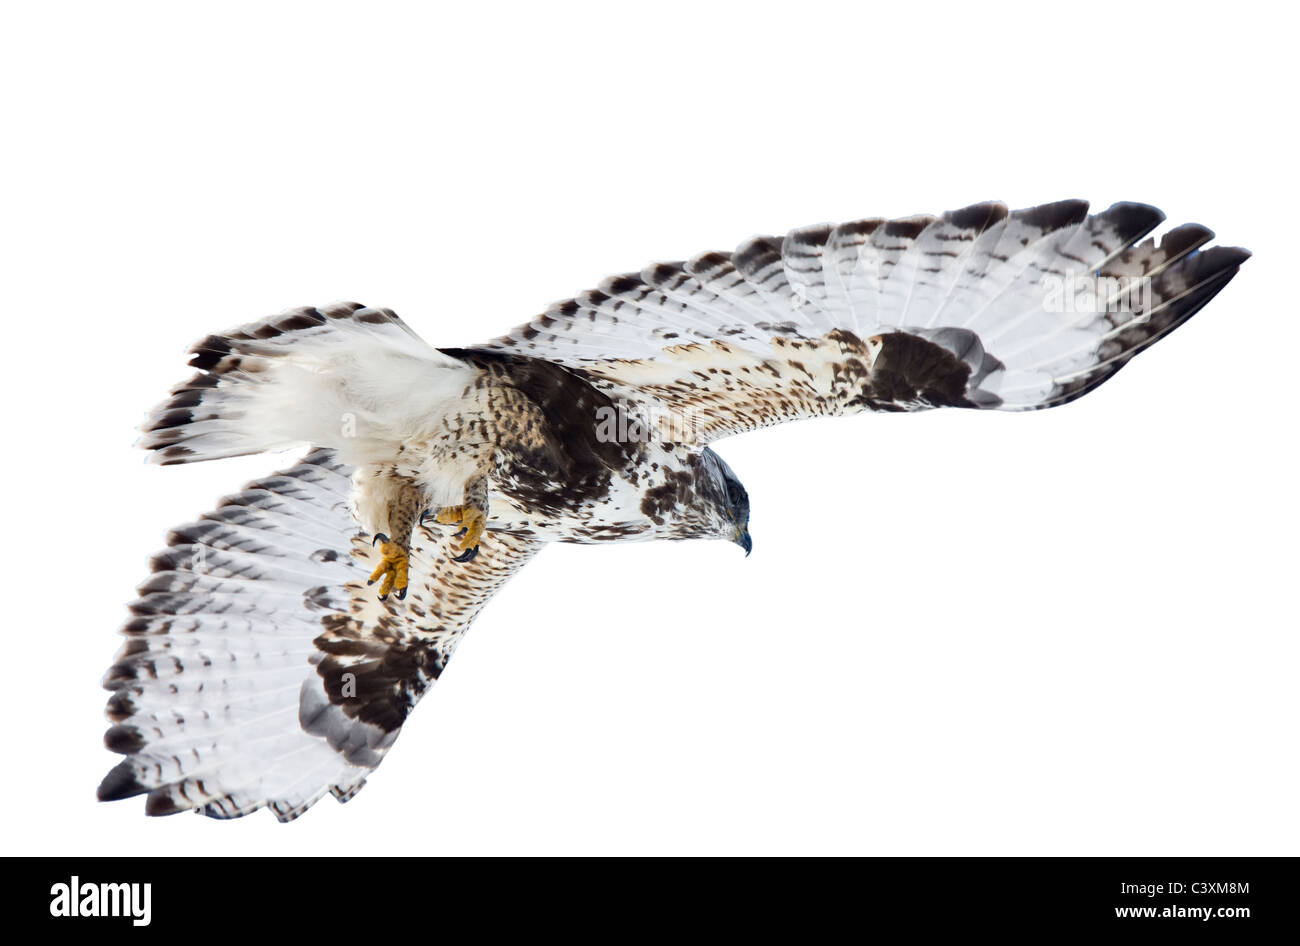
482,201,1248,442
100,449,544,821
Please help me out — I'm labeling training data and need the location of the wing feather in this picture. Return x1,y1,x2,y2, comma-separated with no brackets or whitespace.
484,200,1248,438
100,449,544,821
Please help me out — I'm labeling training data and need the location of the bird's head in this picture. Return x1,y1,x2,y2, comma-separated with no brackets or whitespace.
696,447,752,555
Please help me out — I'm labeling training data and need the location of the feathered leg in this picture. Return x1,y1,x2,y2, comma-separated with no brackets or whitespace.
432,469,489,563
360,473,427,600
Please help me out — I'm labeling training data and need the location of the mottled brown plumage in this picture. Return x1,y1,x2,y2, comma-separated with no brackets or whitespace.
103,200,1248,820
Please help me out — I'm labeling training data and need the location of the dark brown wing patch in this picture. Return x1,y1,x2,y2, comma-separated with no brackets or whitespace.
866,332,978,410
308,530,544,742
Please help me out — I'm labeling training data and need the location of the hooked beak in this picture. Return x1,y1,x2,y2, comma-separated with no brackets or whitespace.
734,527,752,557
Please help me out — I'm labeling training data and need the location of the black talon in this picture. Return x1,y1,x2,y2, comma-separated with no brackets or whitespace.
453,545,479,563
419,509,431,526
396,586,407,600
377,592,389,601
372,532,390,547
453,527,467,538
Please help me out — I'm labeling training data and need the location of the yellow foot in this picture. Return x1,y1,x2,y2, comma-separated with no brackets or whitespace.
431,504,486,562
366,534,410,600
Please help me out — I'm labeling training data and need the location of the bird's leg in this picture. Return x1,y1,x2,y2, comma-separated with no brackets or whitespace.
366,478,426,601
429,470,489,564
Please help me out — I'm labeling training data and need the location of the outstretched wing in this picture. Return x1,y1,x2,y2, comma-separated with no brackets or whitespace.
99,449,543,821
483,201,1249,442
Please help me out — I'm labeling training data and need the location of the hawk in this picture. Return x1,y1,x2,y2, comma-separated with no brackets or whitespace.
100,200,1248,820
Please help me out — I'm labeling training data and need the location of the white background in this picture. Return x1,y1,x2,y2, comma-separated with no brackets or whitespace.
2,1,1295,856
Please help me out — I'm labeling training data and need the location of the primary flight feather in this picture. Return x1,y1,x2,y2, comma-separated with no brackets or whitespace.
100,200,1248,820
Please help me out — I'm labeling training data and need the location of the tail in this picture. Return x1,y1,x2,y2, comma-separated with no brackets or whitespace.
138,302,469,466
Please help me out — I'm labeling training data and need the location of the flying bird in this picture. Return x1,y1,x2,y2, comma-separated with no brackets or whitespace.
100,200,1248,820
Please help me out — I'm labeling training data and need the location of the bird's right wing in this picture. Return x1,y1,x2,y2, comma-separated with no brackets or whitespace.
99,449,545,821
